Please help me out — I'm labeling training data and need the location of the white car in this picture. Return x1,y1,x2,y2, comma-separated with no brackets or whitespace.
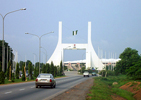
35,73,56,88
83,71,89,77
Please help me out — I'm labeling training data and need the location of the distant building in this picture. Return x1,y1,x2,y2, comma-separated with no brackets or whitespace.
64,59,120,70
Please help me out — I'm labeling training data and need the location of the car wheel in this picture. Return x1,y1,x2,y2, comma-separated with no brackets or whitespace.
88,75,89,77
51,85,54,88
54,84,56,88
39,86,41,88
83,75,85,77
36,85,38,88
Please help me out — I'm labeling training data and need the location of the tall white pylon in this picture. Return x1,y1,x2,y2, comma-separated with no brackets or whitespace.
47,21,104,70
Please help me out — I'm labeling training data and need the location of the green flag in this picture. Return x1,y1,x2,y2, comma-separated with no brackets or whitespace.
73,30,78,35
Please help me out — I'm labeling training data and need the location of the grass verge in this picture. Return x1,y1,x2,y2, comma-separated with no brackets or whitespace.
0,75,66,85
87,75,135,100
3,77,36,85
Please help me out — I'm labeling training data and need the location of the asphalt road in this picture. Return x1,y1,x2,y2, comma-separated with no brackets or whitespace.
0,71,95,100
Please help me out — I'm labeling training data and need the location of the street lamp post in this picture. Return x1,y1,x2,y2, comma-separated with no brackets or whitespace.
41,51,46,64
41,47,47,63
25,31,54,74
33,53,38,68
0,8,26,72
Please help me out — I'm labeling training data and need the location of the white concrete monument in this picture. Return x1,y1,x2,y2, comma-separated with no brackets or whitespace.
47,21,104,70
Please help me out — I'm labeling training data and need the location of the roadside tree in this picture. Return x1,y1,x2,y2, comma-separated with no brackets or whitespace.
59,61,63,76
0,61,5,84
46,63,50,73
22,63,25,81
6,61,12,80
0,62,2,72
19,61,24,70
16,63,19,79
54,66,57,77
0,71,5,84
50,61,54,76
42,64,47,73
28,62,33,79
115,47,141,79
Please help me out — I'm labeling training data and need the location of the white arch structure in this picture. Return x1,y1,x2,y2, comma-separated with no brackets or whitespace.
47,21,104,70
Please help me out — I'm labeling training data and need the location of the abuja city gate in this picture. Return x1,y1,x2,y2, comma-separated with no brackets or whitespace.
47,21,104,70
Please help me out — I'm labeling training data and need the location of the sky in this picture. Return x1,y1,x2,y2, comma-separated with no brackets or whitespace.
0,0,141,64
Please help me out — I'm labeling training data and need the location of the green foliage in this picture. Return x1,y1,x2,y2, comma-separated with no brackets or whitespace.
0,71,5,84
11,73,15,82
115,47,140,75
36,66,39,77
54,66,57,77
64,66,67,71
34,67,37,77
0,41,14,71
50,61,54,75
28,62,33,79
0,61,2,72
22,64,25,81
126,60,141,80
59,61,63,76
99,70,107,77
46,63,50,73
78,67,86,73
6,61,12,80
112,88,135,100
99,70,115,77
88,77,112,100
40,63,44,73
33,65,39,78
26,60,32,70
107,70,115,76
106,65,114,71
42,64,47,73
22,74,25,81
35,62,40,75
56,65,60,76
115,47,141,80
16,63,19,79
19,61,24,70
87,75,135,100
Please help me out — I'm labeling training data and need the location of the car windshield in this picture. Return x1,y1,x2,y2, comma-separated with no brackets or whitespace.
38,74,50,78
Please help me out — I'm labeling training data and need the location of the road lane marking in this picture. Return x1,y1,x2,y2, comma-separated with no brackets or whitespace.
5,91,12,94
19,88,25,91
31,86,34,88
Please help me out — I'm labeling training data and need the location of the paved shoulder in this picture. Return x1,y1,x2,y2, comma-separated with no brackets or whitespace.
51,78,94,100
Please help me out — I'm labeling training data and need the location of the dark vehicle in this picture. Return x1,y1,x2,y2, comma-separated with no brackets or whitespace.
92,72,97,76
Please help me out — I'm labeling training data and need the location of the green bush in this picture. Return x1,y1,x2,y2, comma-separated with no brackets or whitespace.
22,65,25,81
78,67,85,73
22,74,25,81
0,71,5,84
107,70,115,76
11,73,15,82
99,70,115,77
16,63,19,79
28,62,33,79
0,61,2,72
99,70,107,77
101,77,108,80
